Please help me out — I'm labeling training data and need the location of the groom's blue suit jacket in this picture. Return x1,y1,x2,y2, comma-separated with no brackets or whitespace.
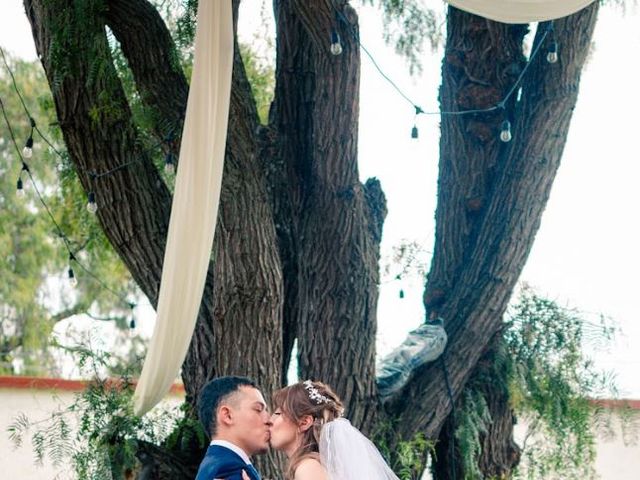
195,444,260,480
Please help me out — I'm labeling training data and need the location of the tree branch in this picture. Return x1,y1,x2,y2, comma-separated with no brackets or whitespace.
104,0,189,142
24,0,173,306
50,305,90,323
389,2,599,442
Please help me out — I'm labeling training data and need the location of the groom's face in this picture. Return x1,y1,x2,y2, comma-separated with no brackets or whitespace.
224,386,272,455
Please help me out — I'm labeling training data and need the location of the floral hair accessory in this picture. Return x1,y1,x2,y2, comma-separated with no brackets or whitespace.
303,380,331,405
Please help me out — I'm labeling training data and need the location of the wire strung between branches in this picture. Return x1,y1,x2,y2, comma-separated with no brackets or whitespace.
2,8,557,326
1,46,177,180
332,6,554,118
0,47,182,314
0,94,128,311
0,90,143,312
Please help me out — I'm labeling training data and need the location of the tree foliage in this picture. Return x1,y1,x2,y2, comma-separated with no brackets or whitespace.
11,285,630,480
364,0,443,74
8,346,201,479
452,287,626,480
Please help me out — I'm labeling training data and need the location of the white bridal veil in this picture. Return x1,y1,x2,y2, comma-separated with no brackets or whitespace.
320,418,399,479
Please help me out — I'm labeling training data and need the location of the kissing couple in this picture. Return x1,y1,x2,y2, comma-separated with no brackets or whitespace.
195,376,399,480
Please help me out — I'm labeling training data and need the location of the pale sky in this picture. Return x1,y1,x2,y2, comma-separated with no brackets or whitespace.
1,1,638,398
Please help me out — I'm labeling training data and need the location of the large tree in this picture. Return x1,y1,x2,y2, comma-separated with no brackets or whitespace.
20,0,599,478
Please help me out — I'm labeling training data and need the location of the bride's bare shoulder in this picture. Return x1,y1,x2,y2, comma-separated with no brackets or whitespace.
294,458,329,480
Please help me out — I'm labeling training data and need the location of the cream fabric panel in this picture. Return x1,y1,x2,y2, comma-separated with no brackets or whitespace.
133,0,233,415
446,0,596,23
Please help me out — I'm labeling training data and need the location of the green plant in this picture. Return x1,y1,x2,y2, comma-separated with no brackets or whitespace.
374,418,436,480
506,287,618,479
455,389,492,479
395,432,437,480
7,346,201,479
451,286,624,480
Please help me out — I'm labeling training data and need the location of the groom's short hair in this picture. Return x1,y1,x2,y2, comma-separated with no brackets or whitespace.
197,376,257,438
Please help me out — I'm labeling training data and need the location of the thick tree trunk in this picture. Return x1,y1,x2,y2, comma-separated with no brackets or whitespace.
25,0,283,477
386,0,599,454
270,0,386,433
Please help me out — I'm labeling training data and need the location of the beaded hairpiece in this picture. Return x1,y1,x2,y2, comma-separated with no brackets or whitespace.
303,380,331,405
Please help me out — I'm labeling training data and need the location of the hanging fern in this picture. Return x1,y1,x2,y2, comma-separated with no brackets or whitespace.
455,389,491,480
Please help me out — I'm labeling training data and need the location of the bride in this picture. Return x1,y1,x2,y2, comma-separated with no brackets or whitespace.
267,380,399,480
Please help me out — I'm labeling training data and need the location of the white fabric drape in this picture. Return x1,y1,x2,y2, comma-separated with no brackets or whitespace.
133,0,234,416
446,0,596,23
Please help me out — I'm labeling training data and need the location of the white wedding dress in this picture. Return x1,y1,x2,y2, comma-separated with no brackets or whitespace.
319,418,400,479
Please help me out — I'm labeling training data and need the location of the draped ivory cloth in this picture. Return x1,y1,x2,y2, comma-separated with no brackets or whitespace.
446,0,596,23
133,0,233,416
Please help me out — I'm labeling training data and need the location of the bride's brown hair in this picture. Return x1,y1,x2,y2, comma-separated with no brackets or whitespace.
272,380,344,479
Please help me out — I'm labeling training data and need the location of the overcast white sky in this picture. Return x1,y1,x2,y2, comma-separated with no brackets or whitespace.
1,1,638,398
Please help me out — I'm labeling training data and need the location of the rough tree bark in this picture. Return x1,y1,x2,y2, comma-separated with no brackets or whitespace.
270,0,385,433
22,0,599,478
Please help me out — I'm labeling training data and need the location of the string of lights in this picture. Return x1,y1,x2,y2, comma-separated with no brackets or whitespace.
84,128,178,213
2,10,561,330
1,47,178,212
329,6,559,139
1,98,141,318
1,95,145,325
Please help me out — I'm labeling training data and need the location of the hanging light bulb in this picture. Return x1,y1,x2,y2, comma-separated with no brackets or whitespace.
67,253,78,287
127,303,136,329
412,106,424,140
500,120,512,142
86,191,98,213
22,136,34,159
68,266,78,287
330,29,343,56
546,41,558,64
16,177,26,198
164,152,175,175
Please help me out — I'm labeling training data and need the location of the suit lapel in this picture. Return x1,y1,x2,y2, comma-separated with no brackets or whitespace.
209,445,261,480
245,463,261,480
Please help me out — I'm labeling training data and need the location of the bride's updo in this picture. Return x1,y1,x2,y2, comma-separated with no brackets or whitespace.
272,380,344,478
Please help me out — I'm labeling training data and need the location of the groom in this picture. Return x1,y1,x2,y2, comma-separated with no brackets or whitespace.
196,376,271,480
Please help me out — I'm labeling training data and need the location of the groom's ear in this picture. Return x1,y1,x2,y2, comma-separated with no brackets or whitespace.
298,415,314,432
218,405,234,426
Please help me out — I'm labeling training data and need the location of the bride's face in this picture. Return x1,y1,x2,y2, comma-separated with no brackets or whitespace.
269,408,300,457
